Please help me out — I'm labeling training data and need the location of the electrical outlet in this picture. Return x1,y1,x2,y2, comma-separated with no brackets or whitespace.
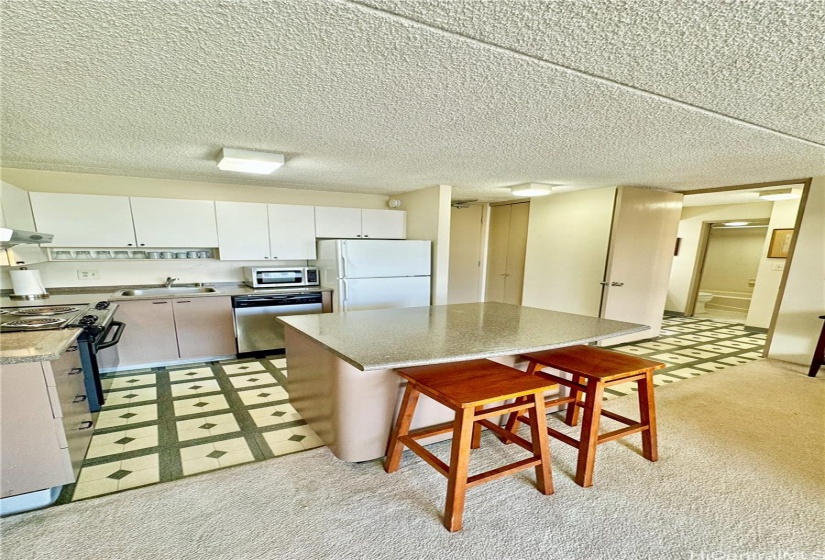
77,270,101,279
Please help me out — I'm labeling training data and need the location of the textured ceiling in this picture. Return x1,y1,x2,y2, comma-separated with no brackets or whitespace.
1,0,823,202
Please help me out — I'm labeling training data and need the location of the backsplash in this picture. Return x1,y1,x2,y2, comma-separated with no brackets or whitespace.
0,259,308,290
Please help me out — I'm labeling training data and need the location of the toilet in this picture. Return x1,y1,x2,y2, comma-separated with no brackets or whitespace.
695,292,714,314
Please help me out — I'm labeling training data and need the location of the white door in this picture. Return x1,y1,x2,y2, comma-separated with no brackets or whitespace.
130,197,218,247
340,276,431,311
341,240,431,278
448,204,484,303
215,201,271,260
268,204,316,259
600,187,683,344
30,192,137,247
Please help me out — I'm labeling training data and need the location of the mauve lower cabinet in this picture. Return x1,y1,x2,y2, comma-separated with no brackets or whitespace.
0,343,94,498
114,296,237,368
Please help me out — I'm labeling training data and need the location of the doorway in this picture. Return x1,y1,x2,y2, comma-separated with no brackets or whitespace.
691,219,770,320
485,202,529,304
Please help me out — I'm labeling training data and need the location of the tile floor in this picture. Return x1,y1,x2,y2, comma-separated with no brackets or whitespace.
53,314,765,506
56,355,322,504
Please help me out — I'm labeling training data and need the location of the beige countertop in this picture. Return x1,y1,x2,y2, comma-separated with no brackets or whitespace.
0,328,82,364
278,302,649,371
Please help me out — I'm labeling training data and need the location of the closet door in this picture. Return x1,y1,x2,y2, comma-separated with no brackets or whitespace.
485,202,529,305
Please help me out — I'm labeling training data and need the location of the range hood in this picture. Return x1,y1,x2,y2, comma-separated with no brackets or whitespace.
0,227,54,248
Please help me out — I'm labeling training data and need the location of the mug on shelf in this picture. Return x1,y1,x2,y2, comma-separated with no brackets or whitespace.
175,252,188,259
76,251,92,259
132,251,147,259
197,251,210,258
147,252,161,259
186,251,198,258
95,251,112,259
53,250,72,260
161,252,175,259
114,251,130,259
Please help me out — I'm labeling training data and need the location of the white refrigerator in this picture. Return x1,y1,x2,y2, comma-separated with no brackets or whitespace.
313,239,431,311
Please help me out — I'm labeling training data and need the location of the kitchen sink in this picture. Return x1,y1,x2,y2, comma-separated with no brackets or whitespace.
117,287,219,297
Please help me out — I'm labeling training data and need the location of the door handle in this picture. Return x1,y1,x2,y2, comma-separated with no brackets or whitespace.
611,282,625,287
68,367,83,375
599,281,609,286
73,394,88,403
79,420,94,430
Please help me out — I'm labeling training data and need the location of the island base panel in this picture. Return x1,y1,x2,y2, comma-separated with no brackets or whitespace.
284,326,456,462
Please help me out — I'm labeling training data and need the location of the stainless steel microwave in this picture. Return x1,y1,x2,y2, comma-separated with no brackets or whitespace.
243,267,319,289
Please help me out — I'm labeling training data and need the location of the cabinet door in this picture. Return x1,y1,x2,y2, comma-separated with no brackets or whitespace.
113,299,179,366
314,207,362,238
361,209,406,239
0,362,73,498
30,192,137,247
173,297,236,359
130,197,218,247
0,181,38,230
215,201,271,260
268,204,317,259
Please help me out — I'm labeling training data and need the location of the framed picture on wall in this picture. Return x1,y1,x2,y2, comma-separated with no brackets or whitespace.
767,228,794,258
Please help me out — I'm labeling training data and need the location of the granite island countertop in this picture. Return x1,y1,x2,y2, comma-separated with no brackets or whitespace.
278,302,649,371
0,328,82,364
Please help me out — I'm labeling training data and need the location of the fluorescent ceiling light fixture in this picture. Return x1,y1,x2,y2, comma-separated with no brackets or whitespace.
758,188,799,201
510,183,554,197
723,221,749,227
217,148,285,174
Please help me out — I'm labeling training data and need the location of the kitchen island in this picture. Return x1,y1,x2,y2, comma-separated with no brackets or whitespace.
279,302,648,462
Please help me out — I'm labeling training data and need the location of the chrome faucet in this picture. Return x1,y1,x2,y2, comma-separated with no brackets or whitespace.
165,277,179,288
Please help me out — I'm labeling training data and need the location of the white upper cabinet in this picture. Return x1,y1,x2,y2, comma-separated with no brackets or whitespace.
215,201,270,260
0,182,48,265
314,207,362,238
30,192,137,247
362,209,406,239
215,202,316,260
315,207,406,239
268,204,316,260
130,197,218,247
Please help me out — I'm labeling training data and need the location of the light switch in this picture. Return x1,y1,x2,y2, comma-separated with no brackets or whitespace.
771,263,784,272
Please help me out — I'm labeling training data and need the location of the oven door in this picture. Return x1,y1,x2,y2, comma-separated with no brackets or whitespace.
96,320,125,373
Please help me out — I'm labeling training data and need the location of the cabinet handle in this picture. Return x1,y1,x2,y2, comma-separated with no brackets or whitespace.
178,300,191,303
68,367,83,375
264,256,269,259
79,420,94,430
127,243,133,246
152,301,168,304
66,345,78,352
356,234,361,237
73,394,88,403
272,256,278,259
140,243,145,246
364,234,369,237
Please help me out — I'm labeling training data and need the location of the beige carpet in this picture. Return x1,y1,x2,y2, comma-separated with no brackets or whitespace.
2,359,823,559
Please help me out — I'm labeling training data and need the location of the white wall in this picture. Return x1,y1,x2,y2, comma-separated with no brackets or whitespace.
666,202,774,313
395,185,452,305
0,168,389,208
746,195,802,328
699,226,766,294
768,177,825,366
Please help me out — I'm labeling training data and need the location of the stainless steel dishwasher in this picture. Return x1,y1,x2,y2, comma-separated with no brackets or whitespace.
232,292,325,354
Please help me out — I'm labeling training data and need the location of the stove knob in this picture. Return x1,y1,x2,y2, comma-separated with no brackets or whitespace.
95,301,110,310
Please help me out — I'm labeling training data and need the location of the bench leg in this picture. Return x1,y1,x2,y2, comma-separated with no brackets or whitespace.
564,373,583,426
385,383,420,473
575,379,605,487
444,407,475,532
637,370,658,462
528,393,554,495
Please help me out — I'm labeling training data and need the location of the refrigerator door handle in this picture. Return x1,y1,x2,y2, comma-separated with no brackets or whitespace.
340,240,348,278
341,280,348,311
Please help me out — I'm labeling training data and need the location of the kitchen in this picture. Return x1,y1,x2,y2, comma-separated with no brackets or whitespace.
1,0,823,557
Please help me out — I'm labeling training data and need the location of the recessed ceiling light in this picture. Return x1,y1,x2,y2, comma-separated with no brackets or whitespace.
724,221,749,227
758,188,799,201
510,183,555,197
217,148,285,174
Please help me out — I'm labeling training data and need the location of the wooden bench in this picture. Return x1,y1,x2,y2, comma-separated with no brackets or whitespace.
385,359,557,532
504,345,664,487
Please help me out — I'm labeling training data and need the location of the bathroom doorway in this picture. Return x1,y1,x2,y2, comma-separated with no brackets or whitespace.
691,219,770,320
